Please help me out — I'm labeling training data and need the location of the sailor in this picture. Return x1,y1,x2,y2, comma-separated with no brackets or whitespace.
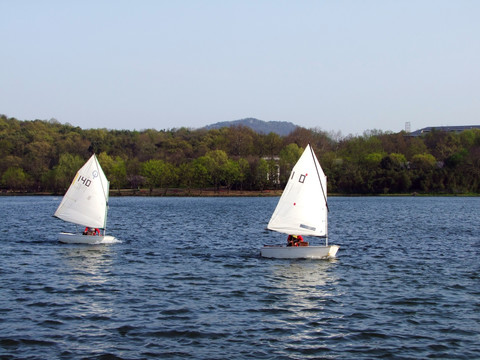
287,235,293,246
294,235,303,246
83,227,100,236
287,235,304,246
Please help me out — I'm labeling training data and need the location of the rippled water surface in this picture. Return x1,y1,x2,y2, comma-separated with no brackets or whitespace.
1,196,479,359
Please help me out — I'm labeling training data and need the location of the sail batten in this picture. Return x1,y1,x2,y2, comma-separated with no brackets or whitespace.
54,154,109,229
267,144,328,237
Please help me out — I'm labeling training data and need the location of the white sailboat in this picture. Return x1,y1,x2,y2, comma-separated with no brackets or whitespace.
261,144,339,259
54,154,117,244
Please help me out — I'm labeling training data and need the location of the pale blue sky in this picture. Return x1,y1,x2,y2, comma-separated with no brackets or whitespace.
1,0,479,135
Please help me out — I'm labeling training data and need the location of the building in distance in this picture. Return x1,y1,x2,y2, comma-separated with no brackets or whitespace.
408,125,480,137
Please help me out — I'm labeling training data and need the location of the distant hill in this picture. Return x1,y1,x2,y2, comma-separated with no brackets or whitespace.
203,118,298,136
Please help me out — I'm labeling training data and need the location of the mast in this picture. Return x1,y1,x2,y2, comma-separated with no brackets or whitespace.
308,144,329,245
94,154,110,235
104,179,110,236
309,144,328,213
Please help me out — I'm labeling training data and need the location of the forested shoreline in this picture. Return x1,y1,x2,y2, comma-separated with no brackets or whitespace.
1,115,480,195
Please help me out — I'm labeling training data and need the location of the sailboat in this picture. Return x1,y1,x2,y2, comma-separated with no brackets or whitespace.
261,144,339,259
54,154,117,244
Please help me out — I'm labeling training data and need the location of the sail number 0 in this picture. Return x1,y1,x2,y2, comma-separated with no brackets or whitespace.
78,176,92,187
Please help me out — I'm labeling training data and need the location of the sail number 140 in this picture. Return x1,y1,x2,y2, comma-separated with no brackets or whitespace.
77,176,92,187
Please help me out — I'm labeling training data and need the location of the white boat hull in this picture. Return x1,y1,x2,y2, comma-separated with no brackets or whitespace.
58,232,117,245
261,245,339,259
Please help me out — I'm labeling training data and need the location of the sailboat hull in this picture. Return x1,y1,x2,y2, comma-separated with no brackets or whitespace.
58,232,117,245
261,245,339,259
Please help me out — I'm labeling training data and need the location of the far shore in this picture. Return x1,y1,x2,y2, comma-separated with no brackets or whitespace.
1,188,479,197
110,188,286,197
1,188,284,197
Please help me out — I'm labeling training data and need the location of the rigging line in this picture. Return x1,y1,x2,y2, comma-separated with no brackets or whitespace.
309,144,329,212
94,154,109,205
94,154,109,232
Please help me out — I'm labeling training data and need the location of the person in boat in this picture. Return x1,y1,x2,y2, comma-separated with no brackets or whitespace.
287,235,304,247
83,227,100,236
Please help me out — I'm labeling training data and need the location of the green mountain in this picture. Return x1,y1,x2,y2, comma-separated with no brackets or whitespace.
203,118,298,136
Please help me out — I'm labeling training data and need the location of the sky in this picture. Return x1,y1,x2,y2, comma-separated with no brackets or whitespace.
1,0,479,136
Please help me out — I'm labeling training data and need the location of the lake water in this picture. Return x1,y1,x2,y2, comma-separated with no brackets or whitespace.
0,196,479,359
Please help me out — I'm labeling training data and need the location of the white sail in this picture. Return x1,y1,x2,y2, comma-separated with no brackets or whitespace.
54,154,109,229
267,144,328,237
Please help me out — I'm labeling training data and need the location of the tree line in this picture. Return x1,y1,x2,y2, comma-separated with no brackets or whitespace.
1,114,480,195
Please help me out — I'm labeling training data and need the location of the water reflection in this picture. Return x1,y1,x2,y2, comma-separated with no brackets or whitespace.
262,260,341,351
59,245,114,281
269,260,338,289
265,260,340,316
57,245,116,324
